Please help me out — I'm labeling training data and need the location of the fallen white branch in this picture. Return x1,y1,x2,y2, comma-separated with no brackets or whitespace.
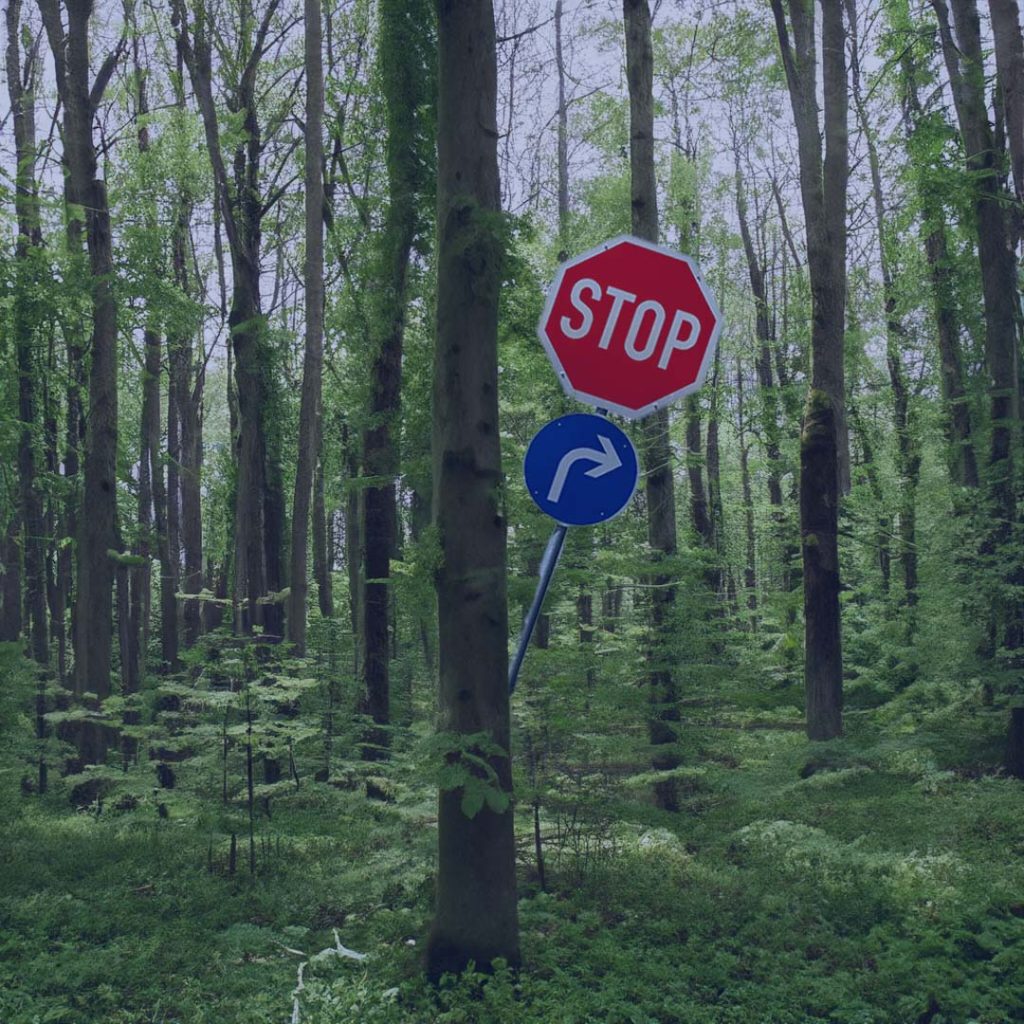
290,930,368,1024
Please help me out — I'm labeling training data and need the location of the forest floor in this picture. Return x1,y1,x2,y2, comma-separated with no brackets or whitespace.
2,642,1024,1024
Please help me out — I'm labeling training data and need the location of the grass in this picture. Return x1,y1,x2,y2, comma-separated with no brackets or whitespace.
1,642,1023,1023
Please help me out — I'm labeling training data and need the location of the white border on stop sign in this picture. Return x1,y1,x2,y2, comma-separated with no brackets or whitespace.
536,233,723,421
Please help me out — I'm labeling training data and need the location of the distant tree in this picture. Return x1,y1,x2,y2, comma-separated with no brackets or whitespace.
174,0,289,638
5,0,47,664
288,0,325,656
624,0,682,810
361,0,434,752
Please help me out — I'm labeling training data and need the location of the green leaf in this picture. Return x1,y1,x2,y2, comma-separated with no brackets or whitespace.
460,784,485,819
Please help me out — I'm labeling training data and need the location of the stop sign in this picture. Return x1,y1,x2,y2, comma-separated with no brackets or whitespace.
537,235,721,420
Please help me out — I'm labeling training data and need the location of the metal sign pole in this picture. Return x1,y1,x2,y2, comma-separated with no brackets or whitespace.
508,524,568,694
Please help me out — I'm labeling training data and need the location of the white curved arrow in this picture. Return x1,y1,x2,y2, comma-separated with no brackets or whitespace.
546,435,623,503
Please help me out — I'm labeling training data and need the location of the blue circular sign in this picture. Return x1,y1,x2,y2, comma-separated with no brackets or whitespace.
523,413,639,526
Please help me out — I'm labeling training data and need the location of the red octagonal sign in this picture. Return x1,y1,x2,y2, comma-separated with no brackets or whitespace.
538,235,722,420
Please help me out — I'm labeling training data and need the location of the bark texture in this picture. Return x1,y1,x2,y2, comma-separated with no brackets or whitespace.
361,0,432,746
175,0,285,638
288,0,326,655
6,0,48,663
771,0,849,739
40,1,122,740
426,0,519,978
625,0,682,811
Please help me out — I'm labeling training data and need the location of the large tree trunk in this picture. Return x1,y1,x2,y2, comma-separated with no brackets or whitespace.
41,3,122,757
936,0,1024,762
426,0,519,978
6,0,48,663
288,0,326,656
624,0,682,812
935,0,1021,490
935,0,1022,650
771,0,849,740
989,0,1024,244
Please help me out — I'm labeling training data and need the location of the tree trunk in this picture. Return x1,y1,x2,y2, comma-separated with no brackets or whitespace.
706,352,726,593
166,129,203,650
312,457,334,618
736,360,757,620
849,403,892,594
0,518,22,642
555,0,569,245
625,0,681,812
41,3,121,752
733,136,784,513
175,0,285,640
133,41,178,673
288,0,326,656
935,0,1022,652
343,423,361,665
848,0,920,632
989,0,1024,244
771,0,848,740
936,0,1021,468
6,0,47,663
426,0,519,978
361,0,431,747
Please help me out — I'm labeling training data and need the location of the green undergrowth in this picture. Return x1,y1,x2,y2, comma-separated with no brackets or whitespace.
2,644,1023,1024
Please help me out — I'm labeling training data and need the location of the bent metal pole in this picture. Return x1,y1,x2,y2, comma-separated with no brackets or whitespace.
508,524,568,694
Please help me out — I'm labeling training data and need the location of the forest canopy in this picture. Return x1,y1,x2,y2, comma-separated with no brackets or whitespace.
1,0,1023,1021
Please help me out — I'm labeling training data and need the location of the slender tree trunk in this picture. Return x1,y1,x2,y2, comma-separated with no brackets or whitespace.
684,397,714,539
343,423,361,663
132,40,178,673
893,20,980,489
928,226,979,489
849,0,920,631
169,188,203,648
175,0,285,639
44,337,64,680
736,360,757,620
312,457,334,618
289,0,326,656
733,136,784,513
706,352,726,593
167,333,182,633
849,402,892,593
6,0,47,663
0,518,22,642
361,0,431,747
426,0,519,978
555,0,569,245
625,0,681,812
